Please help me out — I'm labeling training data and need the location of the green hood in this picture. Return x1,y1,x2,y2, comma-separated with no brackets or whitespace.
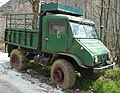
77,39,110,56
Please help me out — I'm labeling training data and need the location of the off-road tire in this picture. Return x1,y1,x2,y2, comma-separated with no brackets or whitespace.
10,49,29,71
51,59,76,89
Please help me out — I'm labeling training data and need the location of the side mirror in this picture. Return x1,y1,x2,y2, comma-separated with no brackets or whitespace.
100,25,104,41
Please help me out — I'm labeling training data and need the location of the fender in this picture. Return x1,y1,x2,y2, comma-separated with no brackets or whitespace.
51,53,88,68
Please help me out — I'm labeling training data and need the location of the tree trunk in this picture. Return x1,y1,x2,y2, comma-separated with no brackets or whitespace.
100,0,104,41
28,0,40,29
84,0,88,18
104,0,110,46
116,0,120,66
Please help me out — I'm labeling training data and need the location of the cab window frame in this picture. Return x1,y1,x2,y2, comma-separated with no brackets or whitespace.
47,19,67,35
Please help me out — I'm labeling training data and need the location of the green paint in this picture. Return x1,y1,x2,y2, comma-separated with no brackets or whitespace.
41,3,83,16
42,15,111,67
42,16,68,52
5,4,114,73
5,28,39,50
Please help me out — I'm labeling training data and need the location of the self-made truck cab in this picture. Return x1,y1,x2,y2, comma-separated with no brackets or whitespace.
5,3,115,89
42,13,114,71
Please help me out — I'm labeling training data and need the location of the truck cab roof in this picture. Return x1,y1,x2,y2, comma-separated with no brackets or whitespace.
44,14,95,25
41,3,83,17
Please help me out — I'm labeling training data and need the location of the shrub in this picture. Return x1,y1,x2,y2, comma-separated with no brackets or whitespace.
104,68,120,80
92,78,120,93
91,68,120,93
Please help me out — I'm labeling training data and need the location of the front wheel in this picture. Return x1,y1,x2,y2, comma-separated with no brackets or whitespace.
51,59,76,88
10,49,29,71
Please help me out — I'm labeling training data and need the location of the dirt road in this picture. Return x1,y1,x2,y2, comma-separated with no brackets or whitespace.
0,81,22,93
0,52,63,93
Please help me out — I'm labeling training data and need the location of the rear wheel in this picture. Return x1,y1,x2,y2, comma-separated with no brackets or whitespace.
51,59,75,88
10,49,29,71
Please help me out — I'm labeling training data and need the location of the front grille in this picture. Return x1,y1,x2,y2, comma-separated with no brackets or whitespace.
97,54,108,63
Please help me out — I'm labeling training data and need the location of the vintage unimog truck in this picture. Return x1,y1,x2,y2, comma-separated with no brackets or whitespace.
4,3,115,88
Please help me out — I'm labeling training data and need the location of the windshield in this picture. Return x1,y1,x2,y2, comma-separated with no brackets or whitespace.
70,22,97,38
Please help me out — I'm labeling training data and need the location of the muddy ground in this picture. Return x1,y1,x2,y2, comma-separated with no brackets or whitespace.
0,52,63,93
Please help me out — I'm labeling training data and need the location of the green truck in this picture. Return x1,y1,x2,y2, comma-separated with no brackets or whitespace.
4,3,115,88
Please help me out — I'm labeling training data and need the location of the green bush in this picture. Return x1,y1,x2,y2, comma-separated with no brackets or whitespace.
92,78,120,93
104,68,120,80
73,68,120,93
91,68,120,93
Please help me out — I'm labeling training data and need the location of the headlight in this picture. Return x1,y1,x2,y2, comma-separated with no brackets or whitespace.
95,56,98,63
107,53,113,64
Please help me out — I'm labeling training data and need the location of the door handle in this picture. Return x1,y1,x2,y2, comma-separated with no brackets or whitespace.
45,38,49,41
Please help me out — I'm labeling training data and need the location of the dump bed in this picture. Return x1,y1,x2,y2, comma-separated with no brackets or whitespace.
5,13,40,50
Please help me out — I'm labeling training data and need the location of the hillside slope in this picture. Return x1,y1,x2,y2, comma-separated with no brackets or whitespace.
0,0,31,14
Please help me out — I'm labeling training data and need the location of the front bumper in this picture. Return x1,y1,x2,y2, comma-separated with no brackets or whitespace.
93,62,116,73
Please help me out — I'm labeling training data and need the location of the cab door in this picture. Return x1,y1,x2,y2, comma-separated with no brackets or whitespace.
45,19,68,52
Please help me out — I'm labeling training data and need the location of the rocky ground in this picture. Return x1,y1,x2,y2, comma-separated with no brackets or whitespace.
0,51,63,93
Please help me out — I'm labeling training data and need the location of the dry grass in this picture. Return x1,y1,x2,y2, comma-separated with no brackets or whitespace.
0,39,4,51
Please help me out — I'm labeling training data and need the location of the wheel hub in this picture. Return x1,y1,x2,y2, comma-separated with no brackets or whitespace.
11,54,19,67
53,67,64,84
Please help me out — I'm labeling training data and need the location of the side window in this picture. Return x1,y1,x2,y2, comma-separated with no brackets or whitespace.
48,21,66,34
